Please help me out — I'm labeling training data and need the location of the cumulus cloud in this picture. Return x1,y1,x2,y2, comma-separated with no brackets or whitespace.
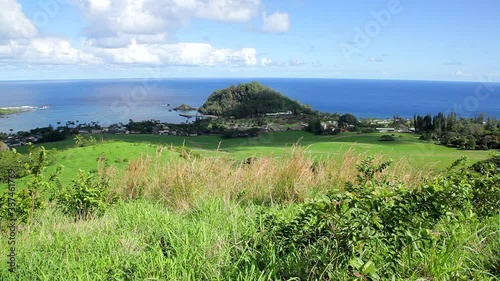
84,41,257,66
1,0,278,68
0,38,100,65
77,0,262,47
262,11,290,33
0,0,37,40
195,0,260,22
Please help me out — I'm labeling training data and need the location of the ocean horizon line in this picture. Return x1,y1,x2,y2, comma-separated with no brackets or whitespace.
0,77,498,85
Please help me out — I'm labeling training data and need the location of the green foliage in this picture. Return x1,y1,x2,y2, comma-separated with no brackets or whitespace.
41,130,67,142
240,155,500,280
0,149,28,182
0,145,61,225
415,112,500,150
173,104,197,111
380,134,395,141
55,170,112,220
199,82,314,118
74,134,97,147
355,156,394,186
126,119,160,134
339,113,358,126
306,117,323,134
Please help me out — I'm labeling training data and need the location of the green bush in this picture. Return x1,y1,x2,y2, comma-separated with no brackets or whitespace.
0,145,61,226
0,150,28,182
237,155,500,280
74,134,97,147
380,135,396,141
55,170,112,220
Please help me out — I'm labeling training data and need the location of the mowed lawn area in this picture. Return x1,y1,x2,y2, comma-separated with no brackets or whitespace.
12,131,494,185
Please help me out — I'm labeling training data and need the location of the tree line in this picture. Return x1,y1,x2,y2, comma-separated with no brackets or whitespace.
413,112,499,150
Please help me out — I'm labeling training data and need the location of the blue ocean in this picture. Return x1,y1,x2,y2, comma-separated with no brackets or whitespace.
0,78,499,133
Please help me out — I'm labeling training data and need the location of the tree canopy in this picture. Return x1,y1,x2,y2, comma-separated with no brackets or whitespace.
198,82,315,118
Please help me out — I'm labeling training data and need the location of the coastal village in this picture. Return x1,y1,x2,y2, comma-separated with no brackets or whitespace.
2,113,414,149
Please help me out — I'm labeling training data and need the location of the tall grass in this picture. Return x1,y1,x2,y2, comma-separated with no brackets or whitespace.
2,200,498,280
110,145,428,209
1,143,496,280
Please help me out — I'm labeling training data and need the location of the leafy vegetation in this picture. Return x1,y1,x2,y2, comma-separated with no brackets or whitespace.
243,155,499,279
0,133,498,280
380,134,395,141
0,142,498,279
198,81,315,118
55,169,114,220
0,150,28,182
414,112,500,150
74,134,97,147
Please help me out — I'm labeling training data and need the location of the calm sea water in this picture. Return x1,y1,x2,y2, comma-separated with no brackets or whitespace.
0,78,499,133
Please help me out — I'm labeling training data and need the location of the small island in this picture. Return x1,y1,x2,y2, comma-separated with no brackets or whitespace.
0,108,23,117
198,81,314,118
173,104,198,112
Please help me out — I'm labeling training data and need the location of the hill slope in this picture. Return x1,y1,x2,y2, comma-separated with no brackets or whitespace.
198,81,314,118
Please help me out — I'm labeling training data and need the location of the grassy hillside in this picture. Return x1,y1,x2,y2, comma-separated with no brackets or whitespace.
16,131,493,170
1,132,498,280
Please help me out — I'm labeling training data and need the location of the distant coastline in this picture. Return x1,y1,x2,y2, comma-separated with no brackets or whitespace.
0,78,499,133
0,106,49,118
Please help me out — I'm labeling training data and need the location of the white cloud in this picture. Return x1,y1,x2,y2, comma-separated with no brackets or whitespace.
88,0,112,12
78,0,261,46
195,0,260,22
261,57,272,66
0,38,100,65
262,11,290,34
0,0,275,68
0,0,37,40
74,0,265,66
84,42,257,66
0,0,97,65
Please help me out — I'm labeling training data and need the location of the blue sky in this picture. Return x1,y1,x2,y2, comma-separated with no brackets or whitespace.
0,0,499,81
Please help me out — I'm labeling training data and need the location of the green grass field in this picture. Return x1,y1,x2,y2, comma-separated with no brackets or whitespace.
2,131,499,280
17,131,494,172
6,131,492,190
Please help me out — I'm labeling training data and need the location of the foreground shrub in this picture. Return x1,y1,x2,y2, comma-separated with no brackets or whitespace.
55,170,114,220
0,150,28,182
238,156,499,280
0,145,61,226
